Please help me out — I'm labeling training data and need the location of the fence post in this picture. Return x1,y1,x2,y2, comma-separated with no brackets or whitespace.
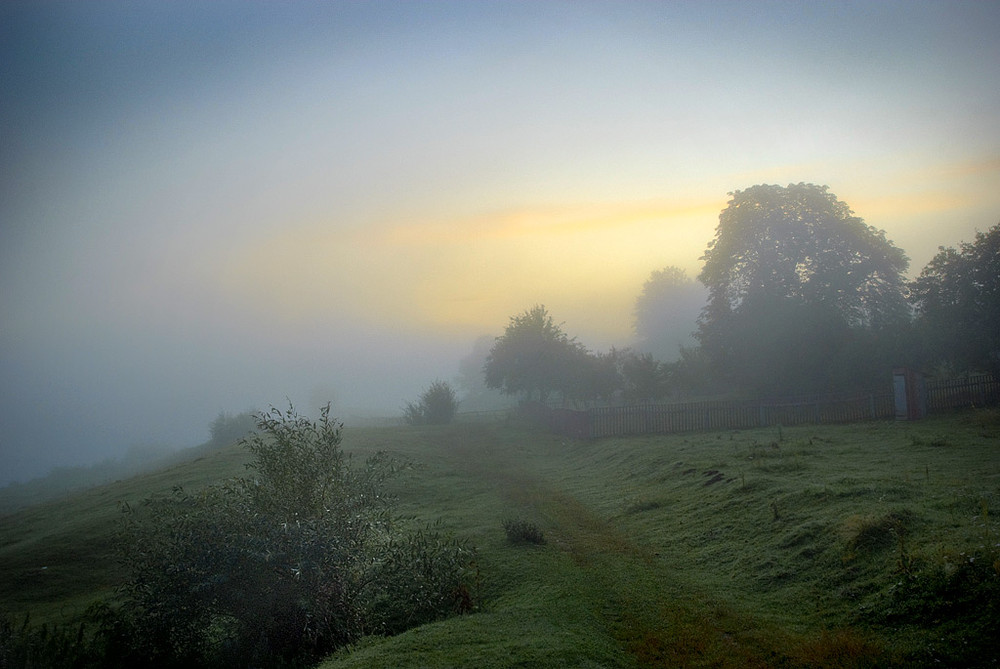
759,404,766,427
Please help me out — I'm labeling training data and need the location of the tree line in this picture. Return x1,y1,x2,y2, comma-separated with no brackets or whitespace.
482,183,999,405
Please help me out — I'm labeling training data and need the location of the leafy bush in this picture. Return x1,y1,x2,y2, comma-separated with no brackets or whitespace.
841,509,912,558
872,550,1000,666
112,404,477,668
502,518,545,545
404,380,458,425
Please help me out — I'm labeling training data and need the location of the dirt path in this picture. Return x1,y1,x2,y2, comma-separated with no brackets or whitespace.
447,424,790,668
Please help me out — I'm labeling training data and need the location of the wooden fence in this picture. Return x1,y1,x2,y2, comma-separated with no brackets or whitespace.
523,374,997,440
924,373,999,411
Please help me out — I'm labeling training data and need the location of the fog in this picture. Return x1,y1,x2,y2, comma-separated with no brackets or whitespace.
0,321,470,483
2,1,999,485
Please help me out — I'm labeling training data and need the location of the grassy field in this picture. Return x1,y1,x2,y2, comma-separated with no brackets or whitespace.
2,410,999,667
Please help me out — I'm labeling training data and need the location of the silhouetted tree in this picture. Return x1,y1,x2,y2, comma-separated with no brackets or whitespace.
558,346,624,407
455,335,512,411
587,348,628,405
621,351,671,402
697,183,910,394
633,266,706,361
911,222,1000,379
484,305,586,403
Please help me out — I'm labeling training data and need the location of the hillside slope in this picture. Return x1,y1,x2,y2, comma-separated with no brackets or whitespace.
2,412,998,667
327,413,1000,667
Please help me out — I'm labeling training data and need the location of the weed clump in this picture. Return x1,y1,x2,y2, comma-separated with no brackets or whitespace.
625,499,663,514
503,518,546,545
842,509,914,557
871,550,1000,666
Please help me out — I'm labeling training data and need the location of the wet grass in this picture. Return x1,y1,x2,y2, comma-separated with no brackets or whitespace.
2,411,999,666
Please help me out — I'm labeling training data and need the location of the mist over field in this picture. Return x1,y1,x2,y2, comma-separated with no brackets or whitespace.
2,1,999,486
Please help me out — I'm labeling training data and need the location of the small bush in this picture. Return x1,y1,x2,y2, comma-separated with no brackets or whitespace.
404,380,458,425
503,518,545,545
842,510,912,557
872,549,1000,666
625,499,663,514
113,404,477,668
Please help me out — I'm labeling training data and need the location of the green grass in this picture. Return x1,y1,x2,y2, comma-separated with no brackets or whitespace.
0,441,252,624
3,411,999,667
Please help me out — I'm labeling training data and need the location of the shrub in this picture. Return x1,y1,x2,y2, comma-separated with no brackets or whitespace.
872,550,1000,666
842,510,912,558
404,380,458,425
502,518,546,545
113,404,477,668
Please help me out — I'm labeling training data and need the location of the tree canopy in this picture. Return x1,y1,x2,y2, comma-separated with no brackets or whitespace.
699,183,909,328
484,305,586,403
911,222,1000,378
697,183,910,394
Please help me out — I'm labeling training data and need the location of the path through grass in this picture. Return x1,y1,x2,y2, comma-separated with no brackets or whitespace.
326,419,963,668
3,411,997,667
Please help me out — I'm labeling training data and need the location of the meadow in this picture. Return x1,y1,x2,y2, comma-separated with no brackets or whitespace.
2,410,998,667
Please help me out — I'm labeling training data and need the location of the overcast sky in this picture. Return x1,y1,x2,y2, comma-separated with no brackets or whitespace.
2,1,998,484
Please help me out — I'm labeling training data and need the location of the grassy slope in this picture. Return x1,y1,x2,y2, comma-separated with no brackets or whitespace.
2,411,998,666
0,442,252,623
323,413,1000,668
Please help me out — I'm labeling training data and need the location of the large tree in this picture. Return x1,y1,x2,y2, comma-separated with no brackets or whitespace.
697,183,910,394
633,266,706,361
484,305,586,403
910,222,1000,379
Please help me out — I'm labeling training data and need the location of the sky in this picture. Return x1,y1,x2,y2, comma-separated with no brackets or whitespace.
2,1,998,484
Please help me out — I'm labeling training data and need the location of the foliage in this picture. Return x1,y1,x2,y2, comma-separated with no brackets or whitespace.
620,350,671,402
403,380,459,425
502,518,545,545
910,222,1000,380
633,266,706,361
484,305,588,404
552,345,621,408
697,183,910,394
584,349,628,405
0,612,102,669
111,404,476,667
699,183,910,327
870,548,1000,666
